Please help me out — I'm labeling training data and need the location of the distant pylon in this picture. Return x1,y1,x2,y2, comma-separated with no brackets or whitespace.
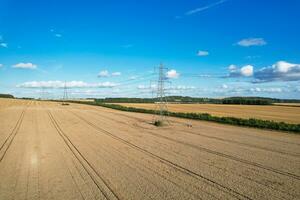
63,81,68,101
153,63,169,124
41,87,46,100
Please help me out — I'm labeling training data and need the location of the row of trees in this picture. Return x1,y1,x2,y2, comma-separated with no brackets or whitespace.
94,96,300,105
95,98,154,103
70,100,300,133
94,96,222,104
221,97,272,105
0,94,14,98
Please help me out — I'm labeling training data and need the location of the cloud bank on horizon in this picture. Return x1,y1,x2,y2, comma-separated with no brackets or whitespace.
17,81,117,89
254,61,300,83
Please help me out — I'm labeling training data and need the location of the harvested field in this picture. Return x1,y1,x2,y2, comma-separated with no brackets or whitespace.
0,99,300,200
115,103,300,124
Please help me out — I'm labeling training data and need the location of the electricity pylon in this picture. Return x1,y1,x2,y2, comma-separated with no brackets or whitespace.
41,87,45,100
63,81,68,100
40,87,49,100
153,63,169,124
62,81,69,105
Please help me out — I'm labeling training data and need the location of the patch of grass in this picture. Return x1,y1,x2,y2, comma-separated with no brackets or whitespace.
153,120,163,127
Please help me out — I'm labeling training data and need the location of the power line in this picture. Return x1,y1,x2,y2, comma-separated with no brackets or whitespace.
114,73,155,85
114,75,156,88
180,71,230,78
40,87,47,100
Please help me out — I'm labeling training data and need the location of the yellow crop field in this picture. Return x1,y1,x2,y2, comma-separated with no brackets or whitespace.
1,99,300,199
115,103,300,124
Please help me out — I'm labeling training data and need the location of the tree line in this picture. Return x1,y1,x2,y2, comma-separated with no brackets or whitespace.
94,96,300,105
68,100,300,133
0,94,14,98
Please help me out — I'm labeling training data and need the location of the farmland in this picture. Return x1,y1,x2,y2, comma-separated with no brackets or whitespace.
115,103,300,124
0,98,300,200
274,103,300,107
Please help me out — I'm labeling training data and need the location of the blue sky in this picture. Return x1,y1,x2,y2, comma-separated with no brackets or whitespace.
1,0,300,99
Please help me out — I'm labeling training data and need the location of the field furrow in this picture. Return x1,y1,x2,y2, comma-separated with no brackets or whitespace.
0,99,299,199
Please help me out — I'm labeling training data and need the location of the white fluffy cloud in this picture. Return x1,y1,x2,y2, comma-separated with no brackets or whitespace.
16,81,117,88
197,50,209,56
249,87,283,93
98,70,109,77
254,61,300,83
98,70,121,77
227,64,253,77
166,69,180,79
274,61,297,73
12,62,37,69
240,65,254,77
0,43,8,48
225,61,300,83
228,64,236,71
213,85,286,95
237,38,266,47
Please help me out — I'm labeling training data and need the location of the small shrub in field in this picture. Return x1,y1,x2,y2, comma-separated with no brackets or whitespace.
154,120,163,127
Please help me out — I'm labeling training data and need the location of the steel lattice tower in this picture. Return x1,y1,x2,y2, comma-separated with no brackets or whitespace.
41,87,46,100
63,81,68,101
153,63,169,124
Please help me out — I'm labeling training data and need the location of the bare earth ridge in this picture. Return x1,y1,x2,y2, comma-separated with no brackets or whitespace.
0,99,300,200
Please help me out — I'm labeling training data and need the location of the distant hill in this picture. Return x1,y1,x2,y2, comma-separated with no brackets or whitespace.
95,96,300,105
0,94,14,99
